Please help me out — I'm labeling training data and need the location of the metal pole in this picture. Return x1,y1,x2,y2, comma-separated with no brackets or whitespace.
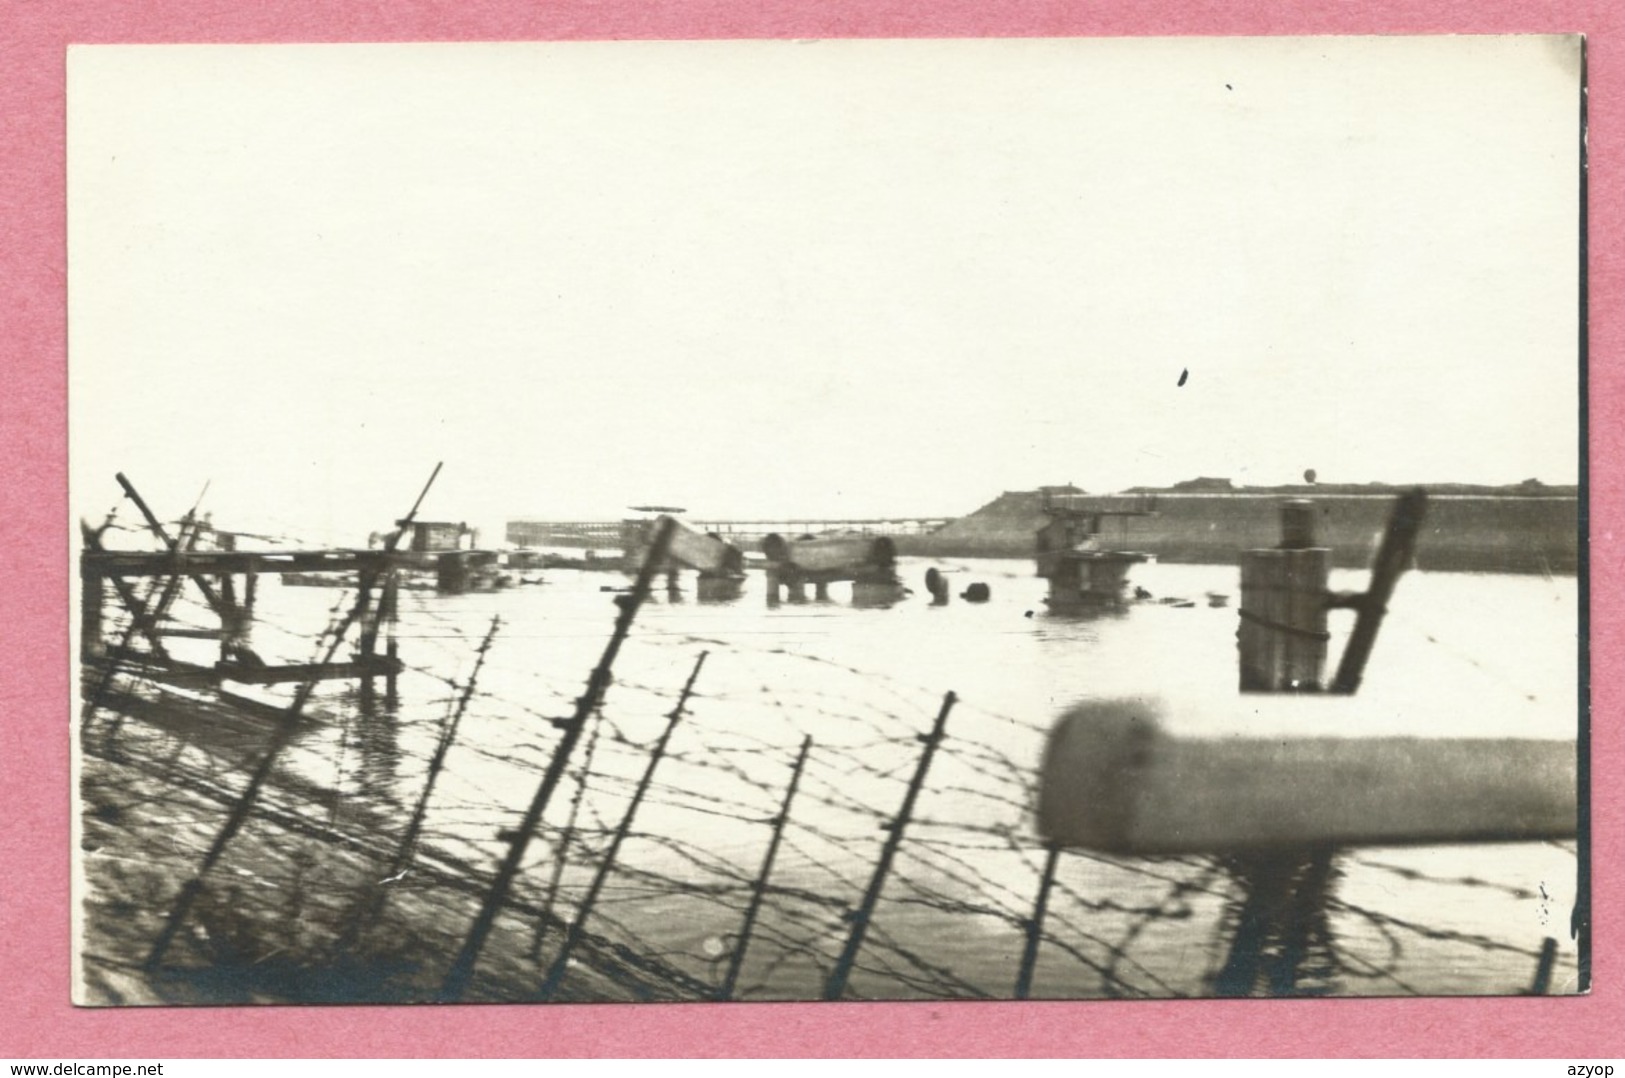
1331,488,1428,695
1013,843,1062,1000
539,648,708,999
823,690,956,1001
440,516,677,1001
718,735,812,1001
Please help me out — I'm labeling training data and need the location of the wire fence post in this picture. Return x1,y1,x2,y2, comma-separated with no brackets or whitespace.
717,734,812,1001
1529,936,1559,995
114,473,231,621
141,465,443,972
332,613,501,955
823,689,956,1001
1014,843,1062,1000
538,648,708,999
529,704,605,961
439,515,677,1002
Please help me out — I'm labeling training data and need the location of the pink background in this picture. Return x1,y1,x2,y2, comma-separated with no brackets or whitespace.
2,0,1619,1058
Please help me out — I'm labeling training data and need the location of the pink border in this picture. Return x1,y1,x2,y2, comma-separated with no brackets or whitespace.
3,0,1619,1059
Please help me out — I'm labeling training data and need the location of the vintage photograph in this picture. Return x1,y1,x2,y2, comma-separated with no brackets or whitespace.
69,35,1584,1005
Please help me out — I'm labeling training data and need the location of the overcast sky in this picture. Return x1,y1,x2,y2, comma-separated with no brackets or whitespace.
69,36,1581,544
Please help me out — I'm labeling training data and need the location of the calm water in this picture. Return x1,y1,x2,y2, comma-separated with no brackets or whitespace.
176,555,1582,999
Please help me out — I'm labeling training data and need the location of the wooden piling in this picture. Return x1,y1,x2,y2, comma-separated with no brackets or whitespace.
81,569,105,661
1238,500,1329,692
383,570,400,707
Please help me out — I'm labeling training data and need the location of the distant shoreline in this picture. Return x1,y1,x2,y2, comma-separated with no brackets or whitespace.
510,484,1580,577
899,488,1580,575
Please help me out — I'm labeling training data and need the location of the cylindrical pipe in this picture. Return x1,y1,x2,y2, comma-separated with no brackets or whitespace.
1038,698,1576,854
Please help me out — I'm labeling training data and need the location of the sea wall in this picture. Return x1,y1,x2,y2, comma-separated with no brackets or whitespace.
909,491,1580,574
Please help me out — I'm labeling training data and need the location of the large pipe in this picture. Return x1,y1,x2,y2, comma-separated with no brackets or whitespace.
761,533,896,572
1037,697,1575,854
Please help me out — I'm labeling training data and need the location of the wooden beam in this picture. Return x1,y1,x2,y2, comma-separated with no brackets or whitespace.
214,658,402,685
83,549,406,578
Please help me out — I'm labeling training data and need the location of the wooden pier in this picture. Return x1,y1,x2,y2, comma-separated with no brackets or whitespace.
81,474,427,708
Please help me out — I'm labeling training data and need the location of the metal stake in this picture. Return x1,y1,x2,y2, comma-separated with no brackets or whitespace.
539,649,708,999
823,690,956,1001
439,515,677,1001
332,613,501,954
718,735,812,1001
1014,843,1062,1000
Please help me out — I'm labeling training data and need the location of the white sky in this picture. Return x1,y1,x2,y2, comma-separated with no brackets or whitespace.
68,36,1582,544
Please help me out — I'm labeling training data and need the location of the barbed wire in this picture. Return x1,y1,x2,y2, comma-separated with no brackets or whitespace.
76,553,1579,1004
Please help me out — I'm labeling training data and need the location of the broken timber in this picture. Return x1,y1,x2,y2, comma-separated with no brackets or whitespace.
83,548,410,690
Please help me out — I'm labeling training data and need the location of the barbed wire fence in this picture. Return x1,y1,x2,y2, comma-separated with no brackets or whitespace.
76,526,1579,1005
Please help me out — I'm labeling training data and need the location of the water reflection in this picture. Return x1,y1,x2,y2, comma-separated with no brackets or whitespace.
1212,849,1340,997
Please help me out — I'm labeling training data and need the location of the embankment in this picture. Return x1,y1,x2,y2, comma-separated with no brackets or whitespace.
907,489,1580,574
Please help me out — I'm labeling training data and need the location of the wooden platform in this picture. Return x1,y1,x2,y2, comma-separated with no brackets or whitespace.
82,548,407,578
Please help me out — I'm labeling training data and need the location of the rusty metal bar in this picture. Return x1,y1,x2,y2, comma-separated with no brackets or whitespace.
1014,843,1062,1000
823,690,956,1001
718,735,813,1001
439,515,677,1001
539,648,708,999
